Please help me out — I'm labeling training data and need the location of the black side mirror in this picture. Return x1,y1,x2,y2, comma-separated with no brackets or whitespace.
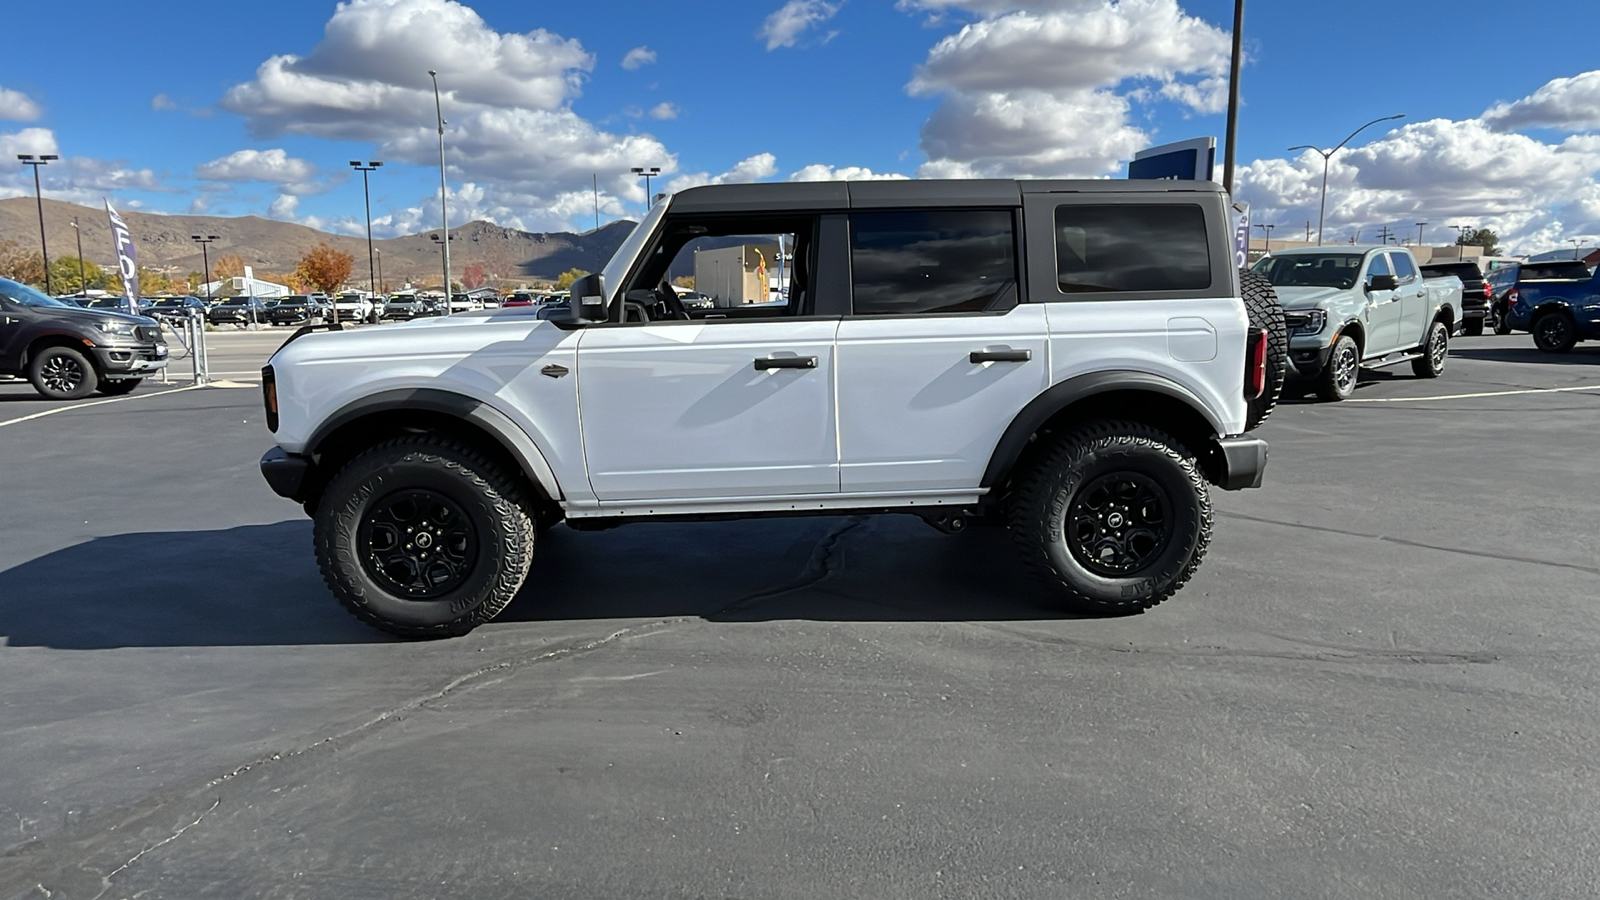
1367,273,1399,292
560,273,609,325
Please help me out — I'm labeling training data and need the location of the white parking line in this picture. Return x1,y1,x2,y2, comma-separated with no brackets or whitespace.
0,383,211,428
1345,383,1600,403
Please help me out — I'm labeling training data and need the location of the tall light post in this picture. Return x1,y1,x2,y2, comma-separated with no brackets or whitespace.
18,154,58,294
1222,0,1245,194
1448,224,1473,260
1569,238,1583,260
375,248,384,295
191,235,219,304
1415,222,1428,248
349,160,383,297
1288,114,1405,246
428,70,453,316
631,166,661,207
431,233,455,307
1254,223,1280,252
70,217,86,296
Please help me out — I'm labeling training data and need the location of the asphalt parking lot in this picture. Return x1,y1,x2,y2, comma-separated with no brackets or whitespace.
3,332,1599,898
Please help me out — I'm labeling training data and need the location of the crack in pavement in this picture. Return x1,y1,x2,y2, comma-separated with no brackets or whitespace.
1220,511,1600,577
972,622,1499,666
2,519,864,897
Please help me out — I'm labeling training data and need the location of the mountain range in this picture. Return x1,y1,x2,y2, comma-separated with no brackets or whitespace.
0,197,635,289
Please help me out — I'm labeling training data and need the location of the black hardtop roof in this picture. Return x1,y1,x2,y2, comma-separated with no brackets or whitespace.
669,178,1227,212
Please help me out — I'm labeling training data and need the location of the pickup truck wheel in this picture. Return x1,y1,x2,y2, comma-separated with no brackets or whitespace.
28,346,99,400
314,435,536,638
1531,311,1578,353
1240,270,1287,430
1411,320,1449,377
95,378,142,396
1008,421,1210,615
1462,318,1485,337
1316,334,1360,401
1493,307,1513,335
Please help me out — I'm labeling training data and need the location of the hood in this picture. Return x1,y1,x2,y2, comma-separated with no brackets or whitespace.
38,304,157,327
1271,285,1346,310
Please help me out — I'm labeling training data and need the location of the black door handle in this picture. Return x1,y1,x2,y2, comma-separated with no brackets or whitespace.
754,355,818,370
970,349,1031,364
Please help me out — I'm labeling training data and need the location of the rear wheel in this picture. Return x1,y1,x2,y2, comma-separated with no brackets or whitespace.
1240,270,1287,431
28,346,99,400
1316,334,1360,401
1008,421,1210,615
1532,311,1578,353
314,435,536,638
1493,306,1513,335
1411,320,1449,377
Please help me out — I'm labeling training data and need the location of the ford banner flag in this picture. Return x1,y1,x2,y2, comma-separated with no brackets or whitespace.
105,200,139,310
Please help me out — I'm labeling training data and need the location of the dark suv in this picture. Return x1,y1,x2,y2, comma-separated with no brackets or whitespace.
267,295,329,327
0,277,169,399
1420,261,1491,335
208,295,269,326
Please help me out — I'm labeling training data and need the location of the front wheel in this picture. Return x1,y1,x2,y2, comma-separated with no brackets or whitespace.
1316,334,1360,401
28,346,99,400
314,435,537,638
1411,320,1449,377
1007,421,1211,615
1532,311,1578,353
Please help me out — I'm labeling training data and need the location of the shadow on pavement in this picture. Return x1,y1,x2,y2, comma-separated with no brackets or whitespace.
1,517,1074,649
1451,346,1600,366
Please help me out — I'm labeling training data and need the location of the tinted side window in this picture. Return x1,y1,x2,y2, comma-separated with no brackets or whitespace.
1390,252,1417,282
849,210,1017,316
1054,205,1210,294
1367,253,1392,279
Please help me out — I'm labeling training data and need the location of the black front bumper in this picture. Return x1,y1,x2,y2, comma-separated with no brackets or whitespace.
1289,343,1333,378
261,447,314,502
1213,435,1268,490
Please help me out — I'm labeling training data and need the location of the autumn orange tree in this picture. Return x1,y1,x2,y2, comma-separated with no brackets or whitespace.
213,254,246,279
294,243,354,294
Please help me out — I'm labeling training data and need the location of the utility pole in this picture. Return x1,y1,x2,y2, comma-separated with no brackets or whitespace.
1305,221,1313,242
1375,224,1394,245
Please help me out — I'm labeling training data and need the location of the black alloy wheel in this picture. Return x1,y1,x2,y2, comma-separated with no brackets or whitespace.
28,346,99,400
1065,472,1172,577
1532,312,1578,353
358,489,478,599
1316,334,1360,401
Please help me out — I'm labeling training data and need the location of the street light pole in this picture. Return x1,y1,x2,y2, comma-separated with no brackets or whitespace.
191,235,218,304
1448,224,1473,259
631,166,661,207
71,217,86,296
1287,114,1405,246
1570,239,1583,260
1415,222,1428,248
18,154,59,294
375,248,384,295
349,160,383,298
1254,223,1280,252
1222,0,1245,194
428,70,453,316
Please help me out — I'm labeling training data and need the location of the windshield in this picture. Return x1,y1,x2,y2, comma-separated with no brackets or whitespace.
600,199,671,299
0,277,77,309
1252,253,1365,289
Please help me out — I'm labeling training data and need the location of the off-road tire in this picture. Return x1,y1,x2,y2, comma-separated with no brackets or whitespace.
314,434,536,638
1008,421,1211,615
28,345,99,400
1462,318,1485,337
1411,320,1449,377
1241,269,1287,430
1316,333,1360,401
1531,311,1578,353
96,379,142,396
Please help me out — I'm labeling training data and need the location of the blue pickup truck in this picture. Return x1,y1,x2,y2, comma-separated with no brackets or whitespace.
1501,263,1600,352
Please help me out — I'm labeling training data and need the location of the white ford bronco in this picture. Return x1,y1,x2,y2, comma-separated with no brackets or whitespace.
260,179,1282,637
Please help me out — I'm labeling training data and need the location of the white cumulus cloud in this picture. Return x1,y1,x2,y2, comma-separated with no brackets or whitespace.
621,46,657,70
789,164,909,181
666,153,780,193
760,0,842,50
0,87,43,121
648,102,678,120
1483,69,1600,133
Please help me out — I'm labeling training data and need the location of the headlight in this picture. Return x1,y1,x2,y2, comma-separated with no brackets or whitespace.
94,320,137,337
1285,309,1327,337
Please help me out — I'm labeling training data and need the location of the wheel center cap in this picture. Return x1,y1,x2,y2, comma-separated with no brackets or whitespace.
1107,512,1125,528
415,532,433,549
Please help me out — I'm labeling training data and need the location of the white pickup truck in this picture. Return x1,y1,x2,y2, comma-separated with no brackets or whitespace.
1251,246,1463,400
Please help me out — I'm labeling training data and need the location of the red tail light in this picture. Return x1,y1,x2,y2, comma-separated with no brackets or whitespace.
1483,282,1492,299
1509,288,1519,304
1245,327,1267,400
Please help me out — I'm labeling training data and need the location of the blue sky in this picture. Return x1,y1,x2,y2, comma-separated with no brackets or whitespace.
3,0,1600,254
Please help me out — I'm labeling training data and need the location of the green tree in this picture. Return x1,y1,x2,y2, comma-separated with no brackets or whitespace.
47,256,110,295
555,268,588,290
1457,228,1500,256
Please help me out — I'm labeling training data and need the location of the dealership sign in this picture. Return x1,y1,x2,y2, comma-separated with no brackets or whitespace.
1128,137,1216,182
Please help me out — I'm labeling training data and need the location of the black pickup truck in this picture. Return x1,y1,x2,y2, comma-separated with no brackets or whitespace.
1420,261,1491,335
0,277,169,399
